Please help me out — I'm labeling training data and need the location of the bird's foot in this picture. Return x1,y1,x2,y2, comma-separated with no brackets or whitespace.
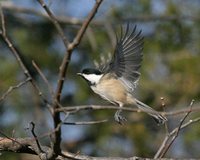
114,110,127,125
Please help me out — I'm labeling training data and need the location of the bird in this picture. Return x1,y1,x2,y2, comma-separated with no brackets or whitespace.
77,24,167,125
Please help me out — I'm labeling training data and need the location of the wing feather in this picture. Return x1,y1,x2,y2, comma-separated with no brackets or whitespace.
100,24,144,92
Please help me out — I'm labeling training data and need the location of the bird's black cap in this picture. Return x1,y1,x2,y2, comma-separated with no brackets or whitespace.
81,68,102,75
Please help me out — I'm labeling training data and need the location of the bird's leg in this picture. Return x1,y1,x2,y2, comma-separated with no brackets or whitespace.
114,103,127,125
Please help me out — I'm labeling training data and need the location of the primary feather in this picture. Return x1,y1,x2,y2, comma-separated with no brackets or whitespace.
100,24,144,92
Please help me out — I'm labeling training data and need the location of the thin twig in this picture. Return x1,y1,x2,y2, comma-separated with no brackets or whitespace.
32,60,54,97
0,78,31,102
155,100,195,158
0,4,5,35
36,0,69,47
0,5,29,77
55,105,139,113
0,130,22,146
155,117,200,159
63,119,108,125
164,106,200,116
55,104,200,116
0,5,50,106
30,122,44,154
160,97,169,135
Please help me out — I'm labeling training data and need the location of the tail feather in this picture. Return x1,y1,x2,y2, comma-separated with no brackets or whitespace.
134,99,167,124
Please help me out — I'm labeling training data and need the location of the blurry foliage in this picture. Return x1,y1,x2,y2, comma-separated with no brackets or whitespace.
0,0,200,159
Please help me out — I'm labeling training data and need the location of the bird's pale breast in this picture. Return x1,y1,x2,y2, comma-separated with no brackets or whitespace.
91,75,134,106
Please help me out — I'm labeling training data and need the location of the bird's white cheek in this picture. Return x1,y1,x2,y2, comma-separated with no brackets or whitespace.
83,74,103,84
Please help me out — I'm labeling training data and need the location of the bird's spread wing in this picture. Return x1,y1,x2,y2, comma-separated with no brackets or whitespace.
101,24,144,92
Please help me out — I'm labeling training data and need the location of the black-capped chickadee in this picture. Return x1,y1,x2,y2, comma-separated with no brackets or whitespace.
78,24,167,124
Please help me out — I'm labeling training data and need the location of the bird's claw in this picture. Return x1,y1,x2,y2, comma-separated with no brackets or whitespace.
114,110,127,125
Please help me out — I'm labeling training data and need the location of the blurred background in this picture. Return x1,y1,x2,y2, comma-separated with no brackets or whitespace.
0,0,200,159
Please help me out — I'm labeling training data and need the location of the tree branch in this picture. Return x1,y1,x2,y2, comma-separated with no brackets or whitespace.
0,137,53,160
1,2,200,26
62,119,108,125
36,0,104,158
155,100,195,158
61,151,141,160
0,136,143,160
0,78,31,102
0,5,50,106
36,0,70,47
32,60,54,99
55,0,103,102
30,122,45,155
55,104,200,117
